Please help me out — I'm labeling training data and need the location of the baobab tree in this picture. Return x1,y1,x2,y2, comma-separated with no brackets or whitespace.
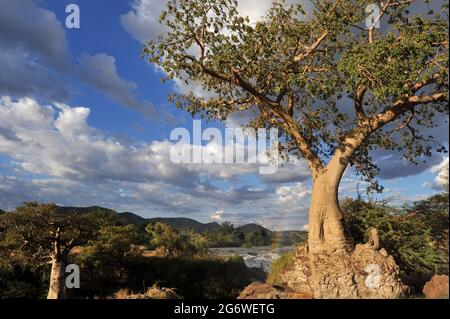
0,203,114,298
145,0,448,297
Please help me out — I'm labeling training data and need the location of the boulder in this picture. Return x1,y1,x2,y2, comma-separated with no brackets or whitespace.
422,275,449,299
239,235,410,299
275,243,409,299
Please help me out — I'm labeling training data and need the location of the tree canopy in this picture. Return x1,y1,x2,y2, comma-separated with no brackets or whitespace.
145,0,448,190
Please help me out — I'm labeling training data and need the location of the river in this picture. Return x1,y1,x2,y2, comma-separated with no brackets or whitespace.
210,246,295,272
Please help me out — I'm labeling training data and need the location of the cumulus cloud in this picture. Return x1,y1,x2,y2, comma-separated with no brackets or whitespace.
430,157,449,190
276,182,311,205
0,0,175,121
121,0,168,43
77,53,173,121
0,0,71,101
0,97,307,231
0,96,312,230
0,0,70,67
210,210,224,221
375,153,443,180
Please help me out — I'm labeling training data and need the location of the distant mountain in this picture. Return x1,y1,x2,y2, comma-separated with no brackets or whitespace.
236,223,272,235
0,209,5,214
147,217,221,233
58,206,117,215
117,212,219,233
119,212,147,225
55,206,303,239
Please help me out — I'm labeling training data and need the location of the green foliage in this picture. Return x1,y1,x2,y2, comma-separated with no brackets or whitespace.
204,222,274,247
146,222,209,258
0,202,115,264
79,225,141,282
145,0,448,189
0,263,47,298
267,251,295,286
134,255,262,299
79,254,262,299
0,202,118,298
341,194,449,290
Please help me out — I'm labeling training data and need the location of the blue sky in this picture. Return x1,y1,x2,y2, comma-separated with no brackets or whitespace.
0,0,448,230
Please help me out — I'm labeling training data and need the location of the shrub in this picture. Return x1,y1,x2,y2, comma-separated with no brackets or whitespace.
145,222,209,258
113,284,180,299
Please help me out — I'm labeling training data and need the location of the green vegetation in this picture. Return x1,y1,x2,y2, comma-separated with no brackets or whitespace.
77,254,262,299
144,0,449,258
80,225,142,283
1,184,447,298
146,222,209,258
0,202,117,298
204,221,306,247
341,190,449,292
0,205,263,299
267,251,296,286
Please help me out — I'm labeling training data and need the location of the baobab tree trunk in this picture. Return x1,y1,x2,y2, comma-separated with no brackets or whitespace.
308,169,350,254
47,252,67,299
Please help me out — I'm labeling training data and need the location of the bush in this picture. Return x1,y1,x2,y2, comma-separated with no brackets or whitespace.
341,195,449,292
77,255,260,299
146,222,209,258
113,284,180,299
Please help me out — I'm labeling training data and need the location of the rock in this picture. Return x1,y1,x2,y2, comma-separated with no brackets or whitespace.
239,239,409,299
237,282,313,299
379,248,389,257
287,243,409,299
278,245,313,294
423,275,449,299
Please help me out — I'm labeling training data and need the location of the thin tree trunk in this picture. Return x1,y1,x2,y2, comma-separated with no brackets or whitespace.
47,254,67,299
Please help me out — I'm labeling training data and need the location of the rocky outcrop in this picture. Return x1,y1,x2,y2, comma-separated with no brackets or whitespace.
422,275,449,299
241,233,409,299
277,245,313,294
308,243,408,298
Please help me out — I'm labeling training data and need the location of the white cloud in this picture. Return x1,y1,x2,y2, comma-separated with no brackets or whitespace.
121,0,168,43
0,96,312,230
276,182,311,204
431,157,449,190
210,210,224,221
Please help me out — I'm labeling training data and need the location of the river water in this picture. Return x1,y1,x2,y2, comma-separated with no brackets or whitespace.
210,246,295,272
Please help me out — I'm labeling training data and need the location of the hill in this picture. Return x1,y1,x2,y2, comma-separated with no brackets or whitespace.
58,206,117,215
54,206,304,246
117,212,221,233
146,217,220,233
236,223,272,236
118,212,147,225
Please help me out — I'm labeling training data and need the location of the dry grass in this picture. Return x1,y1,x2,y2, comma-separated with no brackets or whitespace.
113,284,180,299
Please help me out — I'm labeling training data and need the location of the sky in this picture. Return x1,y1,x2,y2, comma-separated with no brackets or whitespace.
0,0,448,231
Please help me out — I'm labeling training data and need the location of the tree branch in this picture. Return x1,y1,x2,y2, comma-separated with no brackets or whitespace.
355,85,368,121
